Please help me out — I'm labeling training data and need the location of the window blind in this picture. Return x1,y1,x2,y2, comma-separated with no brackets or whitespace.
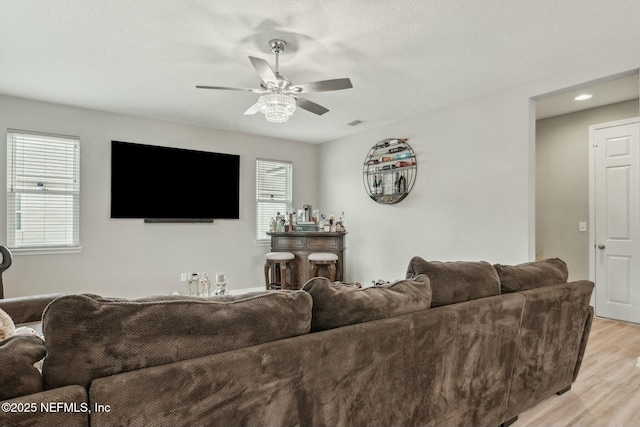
256,159,292,241
6,129,80,250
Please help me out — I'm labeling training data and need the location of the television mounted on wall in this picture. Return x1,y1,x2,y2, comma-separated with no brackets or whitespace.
110,141,240,221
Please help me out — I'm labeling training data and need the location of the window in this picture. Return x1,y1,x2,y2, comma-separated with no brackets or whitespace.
6,129,80,252
256,159,292,242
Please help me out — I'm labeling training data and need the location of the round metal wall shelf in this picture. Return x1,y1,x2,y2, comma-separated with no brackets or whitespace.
362,138,417,204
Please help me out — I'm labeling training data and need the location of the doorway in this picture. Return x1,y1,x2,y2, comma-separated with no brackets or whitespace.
534,71,639,322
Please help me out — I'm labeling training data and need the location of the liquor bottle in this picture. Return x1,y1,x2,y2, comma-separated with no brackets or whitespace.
373,175,379,195
394,152,411,160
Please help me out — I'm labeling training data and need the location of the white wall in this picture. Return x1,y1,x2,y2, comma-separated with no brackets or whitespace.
0,95,318,298
319,49,640,286
319,89,532,285
536,100,639,281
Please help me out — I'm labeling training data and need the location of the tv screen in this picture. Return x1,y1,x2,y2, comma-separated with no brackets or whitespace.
111,141,240,219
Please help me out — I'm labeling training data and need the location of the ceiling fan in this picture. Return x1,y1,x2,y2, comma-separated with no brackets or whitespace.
196,39,353,123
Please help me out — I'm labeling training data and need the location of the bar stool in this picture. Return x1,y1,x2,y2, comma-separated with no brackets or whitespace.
308,252,338,282
264,252,295,290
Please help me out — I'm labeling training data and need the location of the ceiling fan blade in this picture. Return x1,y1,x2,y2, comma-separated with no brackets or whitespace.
295,97,329,115
196,85,263,93
243,102,261,115
248,56,278,86
291,78,353,93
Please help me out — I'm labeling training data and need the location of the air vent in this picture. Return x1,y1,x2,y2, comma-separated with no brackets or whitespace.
347,120,364,126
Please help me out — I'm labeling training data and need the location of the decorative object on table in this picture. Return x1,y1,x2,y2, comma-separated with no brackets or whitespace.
195,39,353,124
199,273,212,297
214,273,228,295
187,273,200,296
363,138,417,204
187,272,212,297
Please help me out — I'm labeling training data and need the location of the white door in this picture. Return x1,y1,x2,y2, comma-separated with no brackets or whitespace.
590,118,640,324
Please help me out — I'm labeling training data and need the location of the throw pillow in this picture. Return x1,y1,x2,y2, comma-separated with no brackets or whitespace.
0,334,46,400
493,258,568,293
302,274,431,331
42,291,312,389
0,307,16,341
405,257,501,307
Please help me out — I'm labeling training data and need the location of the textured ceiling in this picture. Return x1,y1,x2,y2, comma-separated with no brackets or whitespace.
1,0,640,144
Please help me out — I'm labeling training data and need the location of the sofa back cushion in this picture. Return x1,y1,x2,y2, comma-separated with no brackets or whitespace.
493,258,568,293
406,257,500,307
0,335,46,400
302,275,431,331
42,291,312,389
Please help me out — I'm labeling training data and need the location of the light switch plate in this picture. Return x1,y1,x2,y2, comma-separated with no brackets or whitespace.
579,222,587,232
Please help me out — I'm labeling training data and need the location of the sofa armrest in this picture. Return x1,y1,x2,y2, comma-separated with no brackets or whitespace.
0,294,64,324
572,305,594,382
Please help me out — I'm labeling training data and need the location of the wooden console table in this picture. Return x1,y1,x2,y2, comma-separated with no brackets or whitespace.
266,231,346,289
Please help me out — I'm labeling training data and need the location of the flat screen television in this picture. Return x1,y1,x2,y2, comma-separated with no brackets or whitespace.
111,140,240,220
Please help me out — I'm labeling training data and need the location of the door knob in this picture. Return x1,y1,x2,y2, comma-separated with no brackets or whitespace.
597,244,605,249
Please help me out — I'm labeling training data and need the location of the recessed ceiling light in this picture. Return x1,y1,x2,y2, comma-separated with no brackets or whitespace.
574,94,593,101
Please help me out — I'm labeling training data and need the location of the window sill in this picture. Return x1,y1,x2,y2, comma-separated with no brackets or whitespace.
255,240,270,246
10,246,83,256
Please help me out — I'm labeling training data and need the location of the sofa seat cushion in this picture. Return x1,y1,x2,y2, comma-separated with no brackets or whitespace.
493,258,568,293
42,291,312,389
0,335,46,400
302,274,431,331
406,257,501,307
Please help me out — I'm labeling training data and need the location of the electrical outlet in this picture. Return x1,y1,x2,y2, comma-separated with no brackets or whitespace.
180,273,187,282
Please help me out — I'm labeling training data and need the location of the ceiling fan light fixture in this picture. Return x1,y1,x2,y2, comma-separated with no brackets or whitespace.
258,93,297,123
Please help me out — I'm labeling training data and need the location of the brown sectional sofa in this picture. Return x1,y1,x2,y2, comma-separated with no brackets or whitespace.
0,258,594,427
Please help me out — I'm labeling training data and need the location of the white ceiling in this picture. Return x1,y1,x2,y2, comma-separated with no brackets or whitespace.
1,0,640,144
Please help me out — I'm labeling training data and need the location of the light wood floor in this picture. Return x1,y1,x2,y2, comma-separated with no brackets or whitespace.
517,317,640,427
